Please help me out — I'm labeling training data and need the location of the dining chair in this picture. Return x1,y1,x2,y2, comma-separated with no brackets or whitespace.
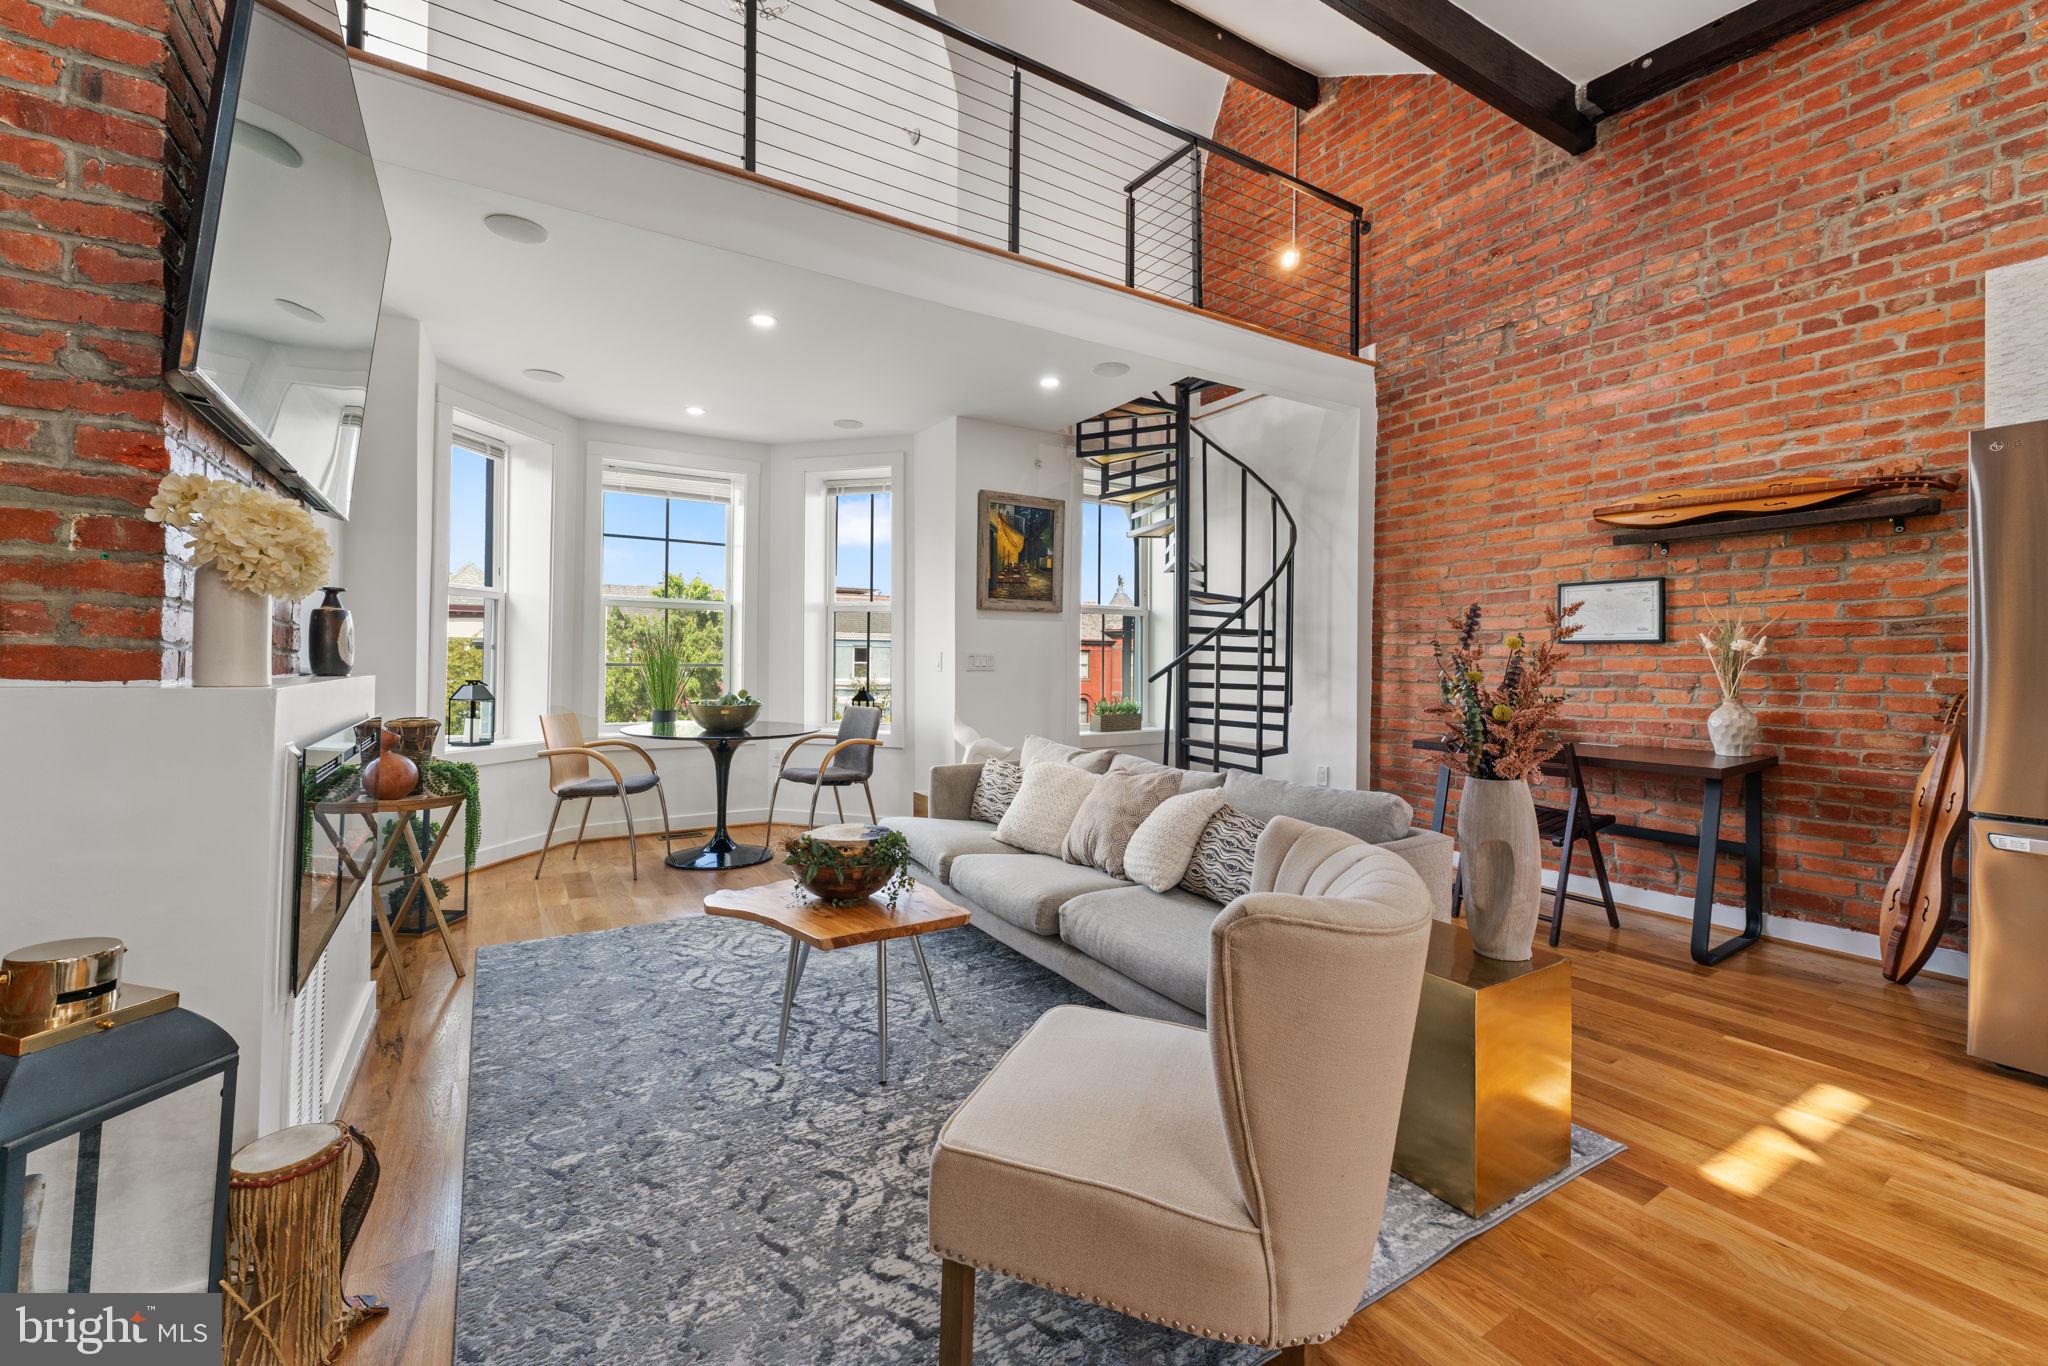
764,706,884,846
535,712,674,880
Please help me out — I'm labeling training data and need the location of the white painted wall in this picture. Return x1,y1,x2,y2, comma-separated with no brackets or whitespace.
347,313,436,720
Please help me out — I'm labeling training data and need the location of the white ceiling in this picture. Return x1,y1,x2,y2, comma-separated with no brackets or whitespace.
376,163,1187,442
975,1,1757,95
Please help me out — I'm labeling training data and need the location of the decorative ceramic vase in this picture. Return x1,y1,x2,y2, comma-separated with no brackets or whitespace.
361,729,419,802
1458,776,1542,961
791,824,899,905
192,564,271,687
688,701,761,734
1708,698,1759,757
308,586,354,676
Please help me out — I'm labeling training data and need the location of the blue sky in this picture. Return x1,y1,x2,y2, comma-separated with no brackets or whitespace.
835,491,891,598
1083,501,1136,603
448,444,491,583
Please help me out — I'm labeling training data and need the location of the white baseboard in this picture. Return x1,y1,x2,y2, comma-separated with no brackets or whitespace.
324,978,378,1121
1446,855,1971,980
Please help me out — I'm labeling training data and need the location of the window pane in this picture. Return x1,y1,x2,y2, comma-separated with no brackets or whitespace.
602,536,665,597
602,489,664,537
664,541,727,596
830,609,891,725
603,604,728,723
449,446,493,587
446,594,490,729
1079,609,1140,723
1085,501,1135,605
667,497,727,545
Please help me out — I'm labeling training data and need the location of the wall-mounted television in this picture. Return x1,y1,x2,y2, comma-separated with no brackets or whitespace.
167,0,389,519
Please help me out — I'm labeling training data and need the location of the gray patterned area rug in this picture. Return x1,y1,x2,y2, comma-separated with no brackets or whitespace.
457,914,1621,1364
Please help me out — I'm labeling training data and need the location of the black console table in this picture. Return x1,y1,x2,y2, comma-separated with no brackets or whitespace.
1415,739,1778,966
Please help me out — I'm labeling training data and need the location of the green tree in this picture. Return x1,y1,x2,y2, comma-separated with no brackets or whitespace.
446,635,484,730
604,575,727,723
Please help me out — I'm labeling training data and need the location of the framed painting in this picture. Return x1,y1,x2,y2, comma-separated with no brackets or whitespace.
1559,576,1665,644
976,490,1064,613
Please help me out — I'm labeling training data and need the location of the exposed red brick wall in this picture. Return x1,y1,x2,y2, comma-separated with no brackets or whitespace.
1209,0,2046,939
1,0,299,682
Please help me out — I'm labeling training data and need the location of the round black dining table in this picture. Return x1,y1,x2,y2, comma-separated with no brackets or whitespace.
621,718,820,870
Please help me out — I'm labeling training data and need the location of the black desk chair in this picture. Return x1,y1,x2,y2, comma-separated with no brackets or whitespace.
1429,742,1621,945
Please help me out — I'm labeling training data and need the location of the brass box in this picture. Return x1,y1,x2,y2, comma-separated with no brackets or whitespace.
1393,920,1572,1217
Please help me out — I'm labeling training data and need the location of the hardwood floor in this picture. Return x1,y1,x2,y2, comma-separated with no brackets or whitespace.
334,829,2048,1365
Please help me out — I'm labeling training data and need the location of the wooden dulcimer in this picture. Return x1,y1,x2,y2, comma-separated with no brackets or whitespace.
1878,690,1967,984
1593,469,1959,528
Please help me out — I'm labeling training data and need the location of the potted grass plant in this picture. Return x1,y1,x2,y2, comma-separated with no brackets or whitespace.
1429,599,1581,960
1092,698,1142,733
638,621,684,731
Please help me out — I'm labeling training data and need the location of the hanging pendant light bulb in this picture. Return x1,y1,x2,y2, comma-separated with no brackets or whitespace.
1278,108,1302,272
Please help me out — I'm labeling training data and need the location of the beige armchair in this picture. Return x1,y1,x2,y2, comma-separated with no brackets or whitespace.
928,816,1434,1363
535,712,674,880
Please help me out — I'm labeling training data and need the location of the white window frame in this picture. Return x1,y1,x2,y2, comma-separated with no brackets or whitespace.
446,430,508,718
598,462,737,720
1079,496,1147,726
824,476,893,728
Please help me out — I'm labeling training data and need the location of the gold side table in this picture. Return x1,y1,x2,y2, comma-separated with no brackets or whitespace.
1393,919,1572,1216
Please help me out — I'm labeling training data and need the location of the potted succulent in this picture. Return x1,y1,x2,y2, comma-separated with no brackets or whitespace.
1429,599,1581,961
783,825,915,906
1093,698,1142,733
688,684,760,734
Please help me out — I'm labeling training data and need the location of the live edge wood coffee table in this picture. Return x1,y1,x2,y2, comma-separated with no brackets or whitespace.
702,880,970,1085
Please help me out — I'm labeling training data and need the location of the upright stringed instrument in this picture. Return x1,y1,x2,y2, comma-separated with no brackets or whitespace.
1593,469,1959,528
1878,690,1968,984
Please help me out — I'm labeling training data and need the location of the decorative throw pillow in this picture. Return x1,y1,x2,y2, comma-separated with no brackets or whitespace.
1061,769,1182,878
969,759,1023,824
995,762,1103,856
1181,806,1266,904
1020,735,1119,774
1122,787,1230,893
963,737,1020,765
1109,752,1226,792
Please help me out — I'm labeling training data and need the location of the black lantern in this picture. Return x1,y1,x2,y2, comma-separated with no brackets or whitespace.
1,938,237,1293
448,679,496,747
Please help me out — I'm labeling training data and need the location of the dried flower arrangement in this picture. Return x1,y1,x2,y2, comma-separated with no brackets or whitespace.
1697,606,1775,703
1429,600,1582,780
146,473,330,599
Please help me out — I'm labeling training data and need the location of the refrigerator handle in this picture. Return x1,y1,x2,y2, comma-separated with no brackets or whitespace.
1987,832,2048,855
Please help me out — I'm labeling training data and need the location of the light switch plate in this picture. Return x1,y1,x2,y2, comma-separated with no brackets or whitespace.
1315,765,1331,787
966,654,996,673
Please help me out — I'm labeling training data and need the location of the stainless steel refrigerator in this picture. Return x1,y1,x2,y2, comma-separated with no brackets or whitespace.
1968,419,2048,1075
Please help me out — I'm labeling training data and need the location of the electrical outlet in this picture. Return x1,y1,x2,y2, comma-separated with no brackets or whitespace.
966,654,996,673
1315,765,1331,787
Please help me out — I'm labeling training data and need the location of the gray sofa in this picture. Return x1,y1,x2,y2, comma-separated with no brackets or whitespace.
883,762,1454,1026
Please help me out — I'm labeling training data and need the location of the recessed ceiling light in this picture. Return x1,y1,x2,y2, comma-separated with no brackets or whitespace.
685,406,706,417
749,313,778,329
274,298,324,323
1038,375,1061,390
833,418,864,430
522,368,564,383
235,121,302,168
484,213,549,245
1092,361,1130,378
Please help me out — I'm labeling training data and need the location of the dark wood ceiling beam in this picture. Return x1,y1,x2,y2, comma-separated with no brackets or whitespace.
1314,0,1596,154
1069,0,1322,111
1586,0,1875,117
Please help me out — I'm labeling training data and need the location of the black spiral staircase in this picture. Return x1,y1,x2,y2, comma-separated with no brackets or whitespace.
1077,380,1296,772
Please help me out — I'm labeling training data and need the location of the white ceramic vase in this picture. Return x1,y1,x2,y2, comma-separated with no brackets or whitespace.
1708,698,1759,757
192,565,272,687
1458,776,1542,961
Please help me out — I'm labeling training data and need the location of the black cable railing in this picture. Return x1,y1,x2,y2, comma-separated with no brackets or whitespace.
344,0,1366,354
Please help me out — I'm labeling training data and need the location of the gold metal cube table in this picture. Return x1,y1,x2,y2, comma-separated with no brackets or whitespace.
1393,920,1572,1216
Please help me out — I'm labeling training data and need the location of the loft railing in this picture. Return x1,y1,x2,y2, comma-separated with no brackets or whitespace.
340,0,1366,354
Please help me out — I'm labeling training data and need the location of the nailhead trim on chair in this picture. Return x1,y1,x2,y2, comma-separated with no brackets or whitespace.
928,1246,1346,1349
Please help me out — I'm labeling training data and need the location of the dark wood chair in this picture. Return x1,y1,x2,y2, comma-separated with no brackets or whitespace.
1429,742,1621,945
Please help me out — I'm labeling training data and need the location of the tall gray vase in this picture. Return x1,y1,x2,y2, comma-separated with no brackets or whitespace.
1458,776,1542,961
